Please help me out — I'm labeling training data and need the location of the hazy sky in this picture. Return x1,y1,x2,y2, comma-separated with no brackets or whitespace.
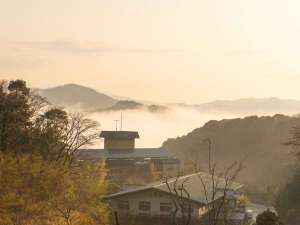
1,0,300,103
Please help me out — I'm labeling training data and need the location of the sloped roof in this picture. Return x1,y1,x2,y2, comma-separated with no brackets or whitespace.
105,172,243,205
77,148,175,160
100,131,139,139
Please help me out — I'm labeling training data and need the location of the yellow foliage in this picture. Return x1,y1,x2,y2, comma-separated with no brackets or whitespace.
0,153,109,225
237,194,250,208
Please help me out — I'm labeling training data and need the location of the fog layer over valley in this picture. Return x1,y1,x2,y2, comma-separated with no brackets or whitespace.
39,84,300,148
88,106,298,149
89,107,240,148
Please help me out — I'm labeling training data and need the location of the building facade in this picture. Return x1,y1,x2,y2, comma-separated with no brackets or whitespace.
77,130,180,185
105,172,244,221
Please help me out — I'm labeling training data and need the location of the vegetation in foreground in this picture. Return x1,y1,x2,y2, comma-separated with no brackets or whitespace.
0,80,109,225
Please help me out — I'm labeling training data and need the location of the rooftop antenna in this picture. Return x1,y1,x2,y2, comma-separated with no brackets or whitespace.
120,112,123,131
114,120,119,131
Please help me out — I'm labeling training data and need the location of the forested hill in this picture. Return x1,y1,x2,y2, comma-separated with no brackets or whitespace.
162,114,299,191
39,84,117,110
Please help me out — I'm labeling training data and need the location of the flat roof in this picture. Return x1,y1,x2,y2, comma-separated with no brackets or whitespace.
100,131,139,139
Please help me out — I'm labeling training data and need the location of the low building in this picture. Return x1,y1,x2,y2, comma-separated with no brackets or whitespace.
105,172,243,221
77,130,180,185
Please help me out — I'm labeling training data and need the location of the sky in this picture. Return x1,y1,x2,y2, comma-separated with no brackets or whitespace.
1,0,300,103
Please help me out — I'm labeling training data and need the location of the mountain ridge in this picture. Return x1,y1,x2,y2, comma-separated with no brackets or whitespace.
162,114,299,191
38,83,300,115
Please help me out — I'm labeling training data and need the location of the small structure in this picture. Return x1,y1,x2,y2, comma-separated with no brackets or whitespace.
77,130,180,184
105,172,243,220
100,131,139,150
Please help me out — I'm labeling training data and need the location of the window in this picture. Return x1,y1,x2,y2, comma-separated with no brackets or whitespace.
160,202,172,212
117,200,129,210
139,201,151,211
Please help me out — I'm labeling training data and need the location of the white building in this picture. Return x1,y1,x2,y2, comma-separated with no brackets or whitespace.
105,172,243,220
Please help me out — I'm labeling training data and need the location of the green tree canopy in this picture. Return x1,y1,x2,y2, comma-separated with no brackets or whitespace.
0,79,109,225
0,79,99,165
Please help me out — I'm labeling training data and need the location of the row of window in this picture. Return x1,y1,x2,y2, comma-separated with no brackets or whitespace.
117,200,195,214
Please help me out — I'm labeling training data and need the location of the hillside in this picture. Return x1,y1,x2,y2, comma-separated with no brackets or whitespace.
162,114,299,191
39,84,117,110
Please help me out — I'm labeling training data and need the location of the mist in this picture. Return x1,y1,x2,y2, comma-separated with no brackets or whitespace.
87,106,291,148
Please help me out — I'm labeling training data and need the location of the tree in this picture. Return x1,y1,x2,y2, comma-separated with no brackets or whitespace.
256,209,279,225
164,175,193,225
164,139,243,225
32,109,99,165
237,194,250,209
278,125,300,224
0,80,35,153
0,153,109,225
196,138,243,225
0,79,99,165
0,79,109,225
276,171,300,225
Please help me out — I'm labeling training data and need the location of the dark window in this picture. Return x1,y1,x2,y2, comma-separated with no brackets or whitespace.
160,202,172,212
117,200,129,210
139,201,151,211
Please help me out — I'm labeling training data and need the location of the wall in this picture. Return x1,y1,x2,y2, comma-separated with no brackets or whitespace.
104,139,135,150
108,189,204,218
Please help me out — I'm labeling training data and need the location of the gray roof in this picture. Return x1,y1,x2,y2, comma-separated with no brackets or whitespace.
77,148,174,160
105,172,243,205
100,131,139,139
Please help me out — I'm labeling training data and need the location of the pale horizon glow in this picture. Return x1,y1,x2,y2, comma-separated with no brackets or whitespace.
1,0,300,103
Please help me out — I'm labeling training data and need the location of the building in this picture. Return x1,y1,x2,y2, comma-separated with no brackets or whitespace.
105,172,243,221
77,130,180,185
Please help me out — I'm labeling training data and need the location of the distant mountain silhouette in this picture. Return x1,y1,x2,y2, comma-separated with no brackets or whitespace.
191,98,300,115
92,100,168,113
162,114,299,191
39,84,117,110
94,100,143,112
39,84,300,115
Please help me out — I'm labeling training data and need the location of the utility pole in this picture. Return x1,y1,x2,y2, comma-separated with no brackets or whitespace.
120,112,123,131
114,120,119,131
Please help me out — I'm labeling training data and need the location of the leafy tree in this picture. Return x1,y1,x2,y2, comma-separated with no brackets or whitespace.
237,194,250,209
278,125,300,224
256,209,279,225
0,79,99,165
276,171,300,225
0,79,109,225
0,80,35,153
0,153,109,225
